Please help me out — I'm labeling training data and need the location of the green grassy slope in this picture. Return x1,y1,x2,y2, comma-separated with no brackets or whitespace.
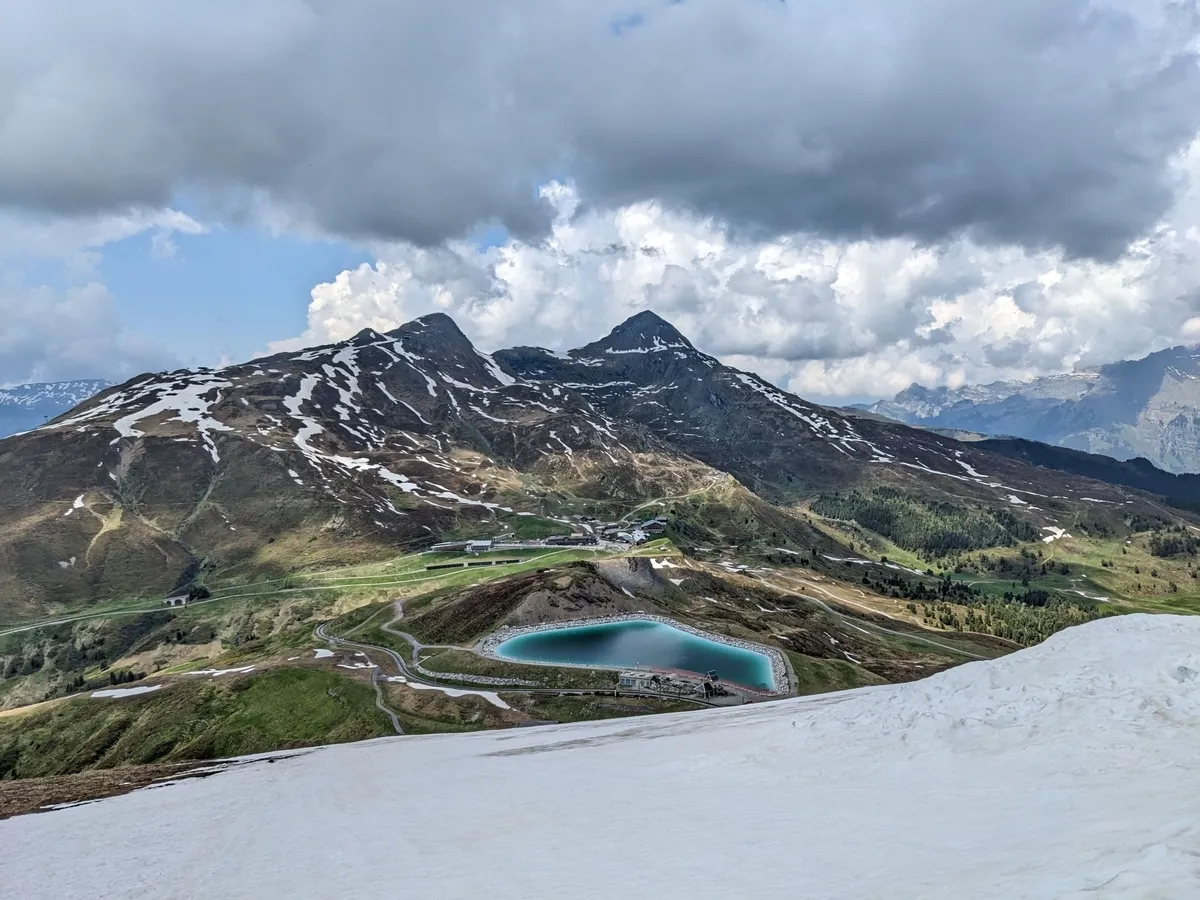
0,668,392,780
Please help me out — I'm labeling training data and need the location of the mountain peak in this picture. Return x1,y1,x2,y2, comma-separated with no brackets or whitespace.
413,311,459,328
581,310,695,356
386,312,477,354
349,327,384,346
388,312,467,339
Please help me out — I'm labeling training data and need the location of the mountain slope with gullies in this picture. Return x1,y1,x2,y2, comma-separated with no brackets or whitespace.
496,311,1151,512
0,310,1173,620
0,314,718,619
862,344,1200,474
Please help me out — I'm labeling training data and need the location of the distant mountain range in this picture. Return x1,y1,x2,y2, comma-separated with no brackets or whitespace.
860,345,1200,474
0,381,112,439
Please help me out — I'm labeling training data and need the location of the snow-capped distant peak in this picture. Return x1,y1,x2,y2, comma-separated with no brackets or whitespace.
0,379,115,439
0,380,113,409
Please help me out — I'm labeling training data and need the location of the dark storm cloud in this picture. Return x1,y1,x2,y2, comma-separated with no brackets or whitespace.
1,0,1198,256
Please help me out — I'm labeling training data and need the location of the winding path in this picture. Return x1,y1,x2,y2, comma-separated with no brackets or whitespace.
617,476,725,523
313,612,720,716
762,574,991,660
369,668,404,734
314,622,407,734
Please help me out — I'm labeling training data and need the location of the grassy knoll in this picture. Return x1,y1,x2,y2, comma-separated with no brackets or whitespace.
655,488,837,558
785,652,887,695
506,516,575,540
330,610,421,663
382,683,519,734
389,708,489,735
204,547,614,610
325,600,393,638
359,623,416,659
1049,533,1200,614
627,537,681,557
0,668,392,780
505,693,700,724
862,622,1009,660
941,531,1200,614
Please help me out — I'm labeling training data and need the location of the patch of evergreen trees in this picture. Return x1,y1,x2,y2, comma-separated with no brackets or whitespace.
1148,527,1199,558
812,488,1040,556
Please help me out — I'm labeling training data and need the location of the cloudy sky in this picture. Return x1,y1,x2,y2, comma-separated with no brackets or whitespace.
4,0,1200,401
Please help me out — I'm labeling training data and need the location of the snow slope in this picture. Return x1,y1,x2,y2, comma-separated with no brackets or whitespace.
3,615,1199,899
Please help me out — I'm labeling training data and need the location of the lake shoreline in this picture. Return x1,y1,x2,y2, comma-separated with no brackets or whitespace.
476,614,790,695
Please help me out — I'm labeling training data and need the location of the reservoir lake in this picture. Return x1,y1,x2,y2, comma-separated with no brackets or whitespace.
492,619,775,690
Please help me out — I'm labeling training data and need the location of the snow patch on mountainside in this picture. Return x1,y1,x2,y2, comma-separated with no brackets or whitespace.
89,685,162,699
4,615,1198,899
50,372,233,463
601,335,691,354
476,349,517,386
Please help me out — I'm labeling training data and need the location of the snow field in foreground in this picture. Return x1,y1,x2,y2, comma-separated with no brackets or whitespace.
3,614,1198,899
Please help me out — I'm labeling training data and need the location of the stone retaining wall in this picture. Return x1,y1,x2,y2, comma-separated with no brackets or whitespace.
411,663,538,688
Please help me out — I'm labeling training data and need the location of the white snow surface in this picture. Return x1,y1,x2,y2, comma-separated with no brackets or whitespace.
89,685,162,699
401,680,511,709
182,666,256,678
6,615,1200,899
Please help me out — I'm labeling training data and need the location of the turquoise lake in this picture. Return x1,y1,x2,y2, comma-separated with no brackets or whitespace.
493,619,775,690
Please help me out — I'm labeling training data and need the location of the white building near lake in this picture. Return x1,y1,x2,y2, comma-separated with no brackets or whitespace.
618,671,659,691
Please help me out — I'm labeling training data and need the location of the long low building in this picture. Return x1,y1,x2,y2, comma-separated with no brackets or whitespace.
430,535,599,554
429,540,470,552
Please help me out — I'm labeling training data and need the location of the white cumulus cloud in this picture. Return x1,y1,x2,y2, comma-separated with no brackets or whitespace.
0,280,175,386
275,150,1200,401
0,207,198,384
